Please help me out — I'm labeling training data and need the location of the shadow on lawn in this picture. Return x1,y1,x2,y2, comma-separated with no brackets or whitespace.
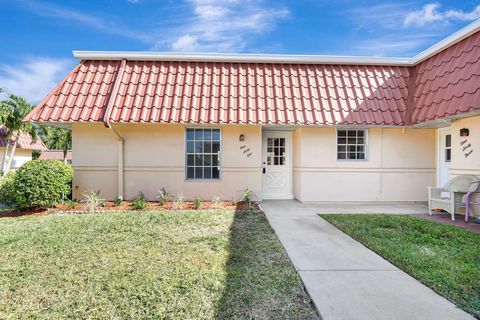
214,207,319,319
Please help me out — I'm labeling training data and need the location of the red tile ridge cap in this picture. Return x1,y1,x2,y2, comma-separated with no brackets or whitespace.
102,59,126,128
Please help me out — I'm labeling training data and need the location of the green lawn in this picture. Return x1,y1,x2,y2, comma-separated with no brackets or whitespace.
0,211,318,319
321,214,480,318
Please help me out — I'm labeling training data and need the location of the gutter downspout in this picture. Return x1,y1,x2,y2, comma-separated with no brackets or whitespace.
102,59,127,199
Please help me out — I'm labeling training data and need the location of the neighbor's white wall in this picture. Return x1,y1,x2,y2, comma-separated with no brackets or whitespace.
293,127,436,202
72,123,262,201
0,147,32,171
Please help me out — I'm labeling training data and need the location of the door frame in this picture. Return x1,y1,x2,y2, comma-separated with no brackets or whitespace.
262,130,293,200
436,126,451,187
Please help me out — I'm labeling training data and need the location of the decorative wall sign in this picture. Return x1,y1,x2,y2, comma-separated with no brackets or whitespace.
240,145,253,157
460,138,473,158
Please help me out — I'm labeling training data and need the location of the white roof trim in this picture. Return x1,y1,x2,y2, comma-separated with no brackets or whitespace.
73,51,412,66
73,18,480,66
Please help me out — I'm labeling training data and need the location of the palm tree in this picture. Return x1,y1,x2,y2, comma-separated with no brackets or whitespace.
0,89,38,176
42,127,72,164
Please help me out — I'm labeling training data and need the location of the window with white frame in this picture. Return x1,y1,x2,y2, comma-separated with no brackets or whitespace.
337,129,367,160
186,128,221,180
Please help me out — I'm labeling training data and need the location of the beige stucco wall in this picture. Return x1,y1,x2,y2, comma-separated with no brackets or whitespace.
72,123,262,201
293,127,436,202
450,115,480,177
449,115,480,216
73,123,438,202
0,147,32,171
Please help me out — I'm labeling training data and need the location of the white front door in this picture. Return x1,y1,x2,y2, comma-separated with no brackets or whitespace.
438,127,451,187
262,131,293,199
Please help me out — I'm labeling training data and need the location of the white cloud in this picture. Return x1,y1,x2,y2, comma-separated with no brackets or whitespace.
445,5,480,20
345,2,480,56
404,3,480,27
20,0,288,53
23,1,151,43
0,58,73,103
353,34,437,56
156,0,290,52
348,2,415,30
171,34,199,51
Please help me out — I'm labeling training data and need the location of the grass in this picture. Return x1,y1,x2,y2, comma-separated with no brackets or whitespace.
321,214,480,318
0,210,318,319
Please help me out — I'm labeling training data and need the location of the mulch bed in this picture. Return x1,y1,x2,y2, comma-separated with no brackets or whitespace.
0,201,261,218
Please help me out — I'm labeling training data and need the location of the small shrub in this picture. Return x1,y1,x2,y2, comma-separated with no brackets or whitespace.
157,187,170,206
11,160,73,209
193,197,202,210
241,187,254,210
83,190,104,213
0,172,17,207
132,192,146,210
172,193,184,211
64,199,77,210
212,194,222,209
114,196,123,206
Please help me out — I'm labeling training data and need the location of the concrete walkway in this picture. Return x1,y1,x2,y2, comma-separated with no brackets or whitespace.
261,200,474,320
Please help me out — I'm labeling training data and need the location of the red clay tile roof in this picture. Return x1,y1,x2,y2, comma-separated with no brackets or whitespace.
25,31,480,126
25,61,120,123
25,61,411,125
39,150,72,161
412,31,480,123
0,126,47,150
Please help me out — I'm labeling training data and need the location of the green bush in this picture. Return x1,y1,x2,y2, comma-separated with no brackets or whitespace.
0,172,17,207
11,160,73,209
114,196,123,206
193,197,202,210
132,192,146,210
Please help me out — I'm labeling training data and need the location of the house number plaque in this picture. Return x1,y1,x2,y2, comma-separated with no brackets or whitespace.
460,139,473,158
240,145,253,157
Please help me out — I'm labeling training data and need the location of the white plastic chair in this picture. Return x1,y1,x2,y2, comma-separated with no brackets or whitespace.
428,175,480,221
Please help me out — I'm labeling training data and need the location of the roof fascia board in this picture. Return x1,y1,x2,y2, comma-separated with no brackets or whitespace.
73,51,412,66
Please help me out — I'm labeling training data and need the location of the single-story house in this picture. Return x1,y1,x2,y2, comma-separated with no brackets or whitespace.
38,150,72,164
25,20,480,208
0,126,47,172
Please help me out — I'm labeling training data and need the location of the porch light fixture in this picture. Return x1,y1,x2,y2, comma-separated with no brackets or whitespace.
239,134,245,141
460,128,469,137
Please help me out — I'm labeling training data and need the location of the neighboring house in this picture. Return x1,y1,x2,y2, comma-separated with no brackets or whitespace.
0,126,47,172
25,20,480,205
39,150,72,164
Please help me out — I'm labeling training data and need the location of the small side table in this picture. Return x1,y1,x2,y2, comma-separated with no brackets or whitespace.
465,191,480,223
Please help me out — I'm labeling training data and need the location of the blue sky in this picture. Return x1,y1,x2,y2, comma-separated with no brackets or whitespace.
1,0,479,102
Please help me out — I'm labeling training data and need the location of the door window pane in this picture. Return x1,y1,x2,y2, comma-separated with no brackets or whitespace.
445,134,452,162
267,137,286,166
